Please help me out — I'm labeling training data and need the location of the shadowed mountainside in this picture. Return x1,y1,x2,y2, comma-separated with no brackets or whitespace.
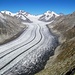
0,13,26,45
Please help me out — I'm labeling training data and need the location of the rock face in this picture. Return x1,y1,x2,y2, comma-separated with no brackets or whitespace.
35,12,75,75
0,12,26,45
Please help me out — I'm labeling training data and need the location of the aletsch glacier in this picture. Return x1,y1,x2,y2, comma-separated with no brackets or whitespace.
0,10,59,75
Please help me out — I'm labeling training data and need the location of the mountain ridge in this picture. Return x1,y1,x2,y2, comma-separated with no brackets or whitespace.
0,10,59,22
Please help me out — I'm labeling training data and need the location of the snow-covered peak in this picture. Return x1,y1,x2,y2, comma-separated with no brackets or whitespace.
1,11,16,16
44,10,51,14
38,11,59,22
16,10,30,16
19,10,25,13
51,11,59,16
47,10,51,12
15,10,32,23
0,10,60,23
44,11,59,17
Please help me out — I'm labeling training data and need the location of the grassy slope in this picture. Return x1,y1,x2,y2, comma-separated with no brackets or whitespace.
35,12,75,75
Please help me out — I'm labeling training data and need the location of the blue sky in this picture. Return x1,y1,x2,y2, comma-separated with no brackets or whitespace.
0,0,75,15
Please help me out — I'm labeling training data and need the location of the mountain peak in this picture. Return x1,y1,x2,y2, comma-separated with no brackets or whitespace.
38,10,59,22
44,11,59,16
1,10,12,14
17,10,30,16
1,10,16,16
0,10,60,23
46,10,51,13
19,10,25,13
